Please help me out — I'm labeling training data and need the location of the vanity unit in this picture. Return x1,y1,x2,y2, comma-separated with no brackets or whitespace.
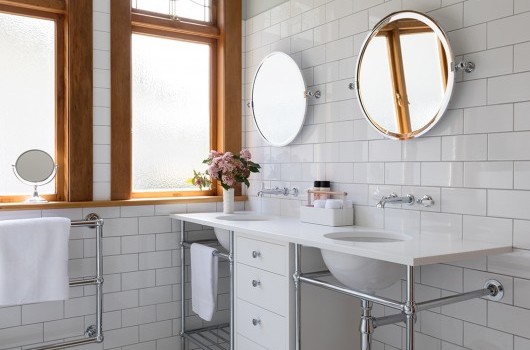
171,212,512,350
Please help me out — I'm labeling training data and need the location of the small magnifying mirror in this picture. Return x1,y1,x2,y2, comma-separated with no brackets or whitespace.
12,149,57,203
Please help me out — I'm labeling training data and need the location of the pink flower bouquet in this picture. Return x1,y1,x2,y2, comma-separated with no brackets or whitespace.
190,149,260,191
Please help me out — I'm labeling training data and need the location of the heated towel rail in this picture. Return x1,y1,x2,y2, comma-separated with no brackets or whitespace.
28,213,104,350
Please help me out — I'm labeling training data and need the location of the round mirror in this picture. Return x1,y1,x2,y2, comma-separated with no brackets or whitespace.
12,149,57,203
252,52,307,146
356,11,454,140
14,149,55,183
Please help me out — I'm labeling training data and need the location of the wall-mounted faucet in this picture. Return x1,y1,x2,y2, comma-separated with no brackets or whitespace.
376,193,414,208
257,186,299,197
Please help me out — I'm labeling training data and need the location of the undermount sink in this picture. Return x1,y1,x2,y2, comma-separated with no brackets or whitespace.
214,214,270,250
321,230,411,292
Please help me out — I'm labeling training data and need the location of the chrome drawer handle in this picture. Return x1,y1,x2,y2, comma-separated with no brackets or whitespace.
252,318,261,326
252,280,261,287
252,251,261,258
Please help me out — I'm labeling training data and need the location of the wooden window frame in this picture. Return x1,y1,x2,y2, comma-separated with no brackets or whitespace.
0,0,93,203
111,0,241,200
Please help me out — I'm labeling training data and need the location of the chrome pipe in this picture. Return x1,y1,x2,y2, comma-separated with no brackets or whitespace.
181,241,230,260
69,277,98,287
294,244,302,350
416,288,491,312
360,300,374,350
373,313,407,328
95,221,104,342
405,266,415,350
298,275,403,311
300,270,332,279
229,230,235,350
180,220,186,350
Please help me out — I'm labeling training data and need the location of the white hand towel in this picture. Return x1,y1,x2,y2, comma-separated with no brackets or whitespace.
0,217,71,306
325,199,343,209
191,243,218,321
313,199,326,208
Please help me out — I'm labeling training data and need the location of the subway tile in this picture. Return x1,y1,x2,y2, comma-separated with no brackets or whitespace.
103,326,139,349
488,301,530,338
514,220,530,249
325,37,354,62
422,264,463,293
354,162,385,183
429,3,463,31
301,6,326,31
281,15,302,38
514,42,530,73
421,212,462,239
325,0,353,22
489,132,530,160
44,316,84,342
385,162,421,186
488,11,530,48
326,121,354,141
464,161,513,189
302,45,327,68
139,286,173,306
425,109,464,137
463,104,514,134
421,162,464,187
121,235,156,254
402,137,441,162
122,271,156,291
0,323,42,348
0,306,20,328
447,24,486,56
122,306,157,327
291,0,313,16
291,29,314,52
139,320,172,342
448,79,487,109
339,11,368,38
369,140,402,161
104,218,138,237
121,206,155,218
464,0,513,27
314,21,339,45
515,336,530,350
488,72,530,104
464,322,513,350
271,2,291,25
139,216,171,234
514,102,530,131
514,0,530,13
442,135,487,161
489,249,530,279
384,208,420,236
441,188,486,215
403,0,441,12
463,215,513,245
325,162,354,182
104,290,139,311
421,311,463,345
104,254,139,274
488,190,530,219
314,143,340,162
441,291,487,325
339,141,368,162
139,251,172,270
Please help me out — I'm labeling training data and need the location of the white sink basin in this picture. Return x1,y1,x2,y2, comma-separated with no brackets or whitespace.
321,230,410,292
214,214,270,249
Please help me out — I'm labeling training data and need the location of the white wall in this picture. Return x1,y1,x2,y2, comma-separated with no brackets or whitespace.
243,0,530,349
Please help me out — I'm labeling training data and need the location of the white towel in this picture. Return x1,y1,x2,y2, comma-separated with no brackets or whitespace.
0,217,71,306
191,243,218,321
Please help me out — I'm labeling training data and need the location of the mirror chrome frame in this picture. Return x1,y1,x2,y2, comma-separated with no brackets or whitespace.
355,10,455,140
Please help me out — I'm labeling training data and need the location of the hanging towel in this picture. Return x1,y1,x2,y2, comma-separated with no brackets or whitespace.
0,217,71,306
191,243,218,321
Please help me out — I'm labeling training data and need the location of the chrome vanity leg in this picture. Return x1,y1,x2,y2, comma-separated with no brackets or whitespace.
405,266,415,350
294,244,302,350
229,230,235,350
359,300,374,350
180,220,186,350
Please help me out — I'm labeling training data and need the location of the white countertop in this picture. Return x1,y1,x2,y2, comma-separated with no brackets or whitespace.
170,212,512,266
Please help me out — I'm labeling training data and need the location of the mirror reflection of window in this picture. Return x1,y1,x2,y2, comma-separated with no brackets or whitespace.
358,36,398,133
400,32,445,131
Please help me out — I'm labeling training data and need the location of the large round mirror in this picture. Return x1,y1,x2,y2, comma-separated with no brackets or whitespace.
252,52,307,146
12,149,57,203
356,11,454,140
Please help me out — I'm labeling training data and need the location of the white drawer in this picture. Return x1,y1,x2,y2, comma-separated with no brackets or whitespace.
236,235,288,275
237,334,268,350
237,263,288,316
237,299,286,350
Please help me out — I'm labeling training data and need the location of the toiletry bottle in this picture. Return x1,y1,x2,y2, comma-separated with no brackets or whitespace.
320,181,331,200
313,181,321,201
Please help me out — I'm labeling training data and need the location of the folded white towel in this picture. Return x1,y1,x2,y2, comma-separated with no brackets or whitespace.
191,243,218,321
325,199,343,209
313,199,326,208
0,217,71,306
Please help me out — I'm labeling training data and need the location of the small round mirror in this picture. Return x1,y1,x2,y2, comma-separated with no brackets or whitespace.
252,52,307,146
356,11,454,140
13,149,57,202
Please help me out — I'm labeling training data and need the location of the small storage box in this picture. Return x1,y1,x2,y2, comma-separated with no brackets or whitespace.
300,205,354,226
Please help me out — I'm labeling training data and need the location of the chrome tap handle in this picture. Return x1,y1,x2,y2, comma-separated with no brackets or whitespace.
252,251,261,258
416,195,434,207
252,318,261,326
252,280,261,287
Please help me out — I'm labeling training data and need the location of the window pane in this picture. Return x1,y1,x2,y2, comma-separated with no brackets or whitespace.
0,12,56,196
132,34,211,192
133,0,212,22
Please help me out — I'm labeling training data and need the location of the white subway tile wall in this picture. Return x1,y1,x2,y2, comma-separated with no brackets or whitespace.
243,0,530,349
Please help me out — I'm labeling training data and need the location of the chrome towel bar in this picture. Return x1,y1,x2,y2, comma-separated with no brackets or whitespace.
27,213,104,350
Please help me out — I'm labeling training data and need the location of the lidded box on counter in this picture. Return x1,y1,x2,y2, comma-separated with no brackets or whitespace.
300,184,354,226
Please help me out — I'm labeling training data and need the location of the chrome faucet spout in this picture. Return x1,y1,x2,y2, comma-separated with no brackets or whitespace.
376,193,414,208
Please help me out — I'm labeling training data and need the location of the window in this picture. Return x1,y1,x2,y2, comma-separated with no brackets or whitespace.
111,0,242,200
0,0,93,203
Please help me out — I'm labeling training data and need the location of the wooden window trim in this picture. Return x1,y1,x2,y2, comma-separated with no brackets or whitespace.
111,0,241,200
0,0,93,203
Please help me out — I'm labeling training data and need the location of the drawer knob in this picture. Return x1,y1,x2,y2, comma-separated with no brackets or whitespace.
252,280,261,287
252,251,261,258
252,318,261,326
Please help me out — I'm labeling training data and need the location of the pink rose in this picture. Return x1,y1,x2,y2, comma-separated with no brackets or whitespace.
240,149,251,160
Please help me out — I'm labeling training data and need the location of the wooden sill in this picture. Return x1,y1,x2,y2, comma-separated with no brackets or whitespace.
0,196,248,211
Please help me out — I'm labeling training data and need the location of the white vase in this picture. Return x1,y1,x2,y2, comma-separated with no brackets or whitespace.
223,188,235,214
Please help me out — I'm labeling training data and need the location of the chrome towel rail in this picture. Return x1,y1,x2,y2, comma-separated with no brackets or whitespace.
28,213,104,350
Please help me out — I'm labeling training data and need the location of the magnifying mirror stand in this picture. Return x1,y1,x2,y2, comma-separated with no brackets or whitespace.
12,164,58,203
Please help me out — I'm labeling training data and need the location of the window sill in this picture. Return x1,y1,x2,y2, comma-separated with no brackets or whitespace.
0,195,248,211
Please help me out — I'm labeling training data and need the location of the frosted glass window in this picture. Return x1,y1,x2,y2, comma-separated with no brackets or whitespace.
133,0,212,22
132,34,211,192
0,12,56,196
400,33,445,131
